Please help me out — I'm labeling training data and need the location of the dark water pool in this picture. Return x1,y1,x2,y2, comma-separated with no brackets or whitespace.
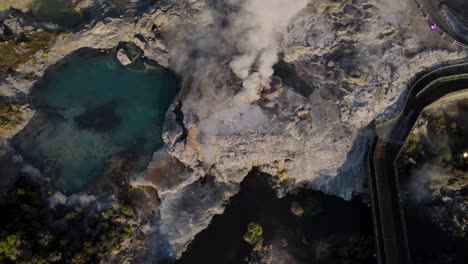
32,0,82,27
13,49,180,192
403,202,468,264
177,171,375,264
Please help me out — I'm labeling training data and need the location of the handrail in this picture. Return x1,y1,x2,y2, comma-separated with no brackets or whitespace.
367,59,468,264
414,0,468,49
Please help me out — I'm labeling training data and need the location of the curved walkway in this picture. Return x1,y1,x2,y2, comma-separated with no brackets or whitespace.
415,0,468,48
368,61,468,264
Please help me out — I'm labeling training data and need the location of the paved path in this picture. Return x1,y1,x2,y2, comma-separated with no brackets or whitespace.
416,0,468,47
368,61,468,264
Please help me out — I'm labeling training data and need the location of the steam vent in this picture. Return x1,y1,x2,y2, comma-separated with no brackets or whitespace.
0,0,467,263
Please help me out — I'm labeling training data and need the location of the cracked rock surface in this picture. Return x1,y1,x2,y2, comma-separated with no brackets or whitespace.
1,0,467,259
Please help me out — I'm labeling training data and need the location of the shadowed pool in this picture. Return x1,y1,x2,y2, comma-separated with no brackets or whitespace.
13,49,180,192
32,0,82,27
177,171,375,264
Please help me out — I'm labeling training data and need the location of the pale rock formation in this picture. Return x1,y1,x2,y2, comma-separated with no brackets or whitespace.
0,0,33,12
117,48,132,65
157,0,468,257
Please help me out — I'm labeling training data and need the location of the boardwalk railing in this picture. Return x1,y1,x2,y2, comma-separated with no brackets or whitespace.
414,0,468,49
367,60,468,264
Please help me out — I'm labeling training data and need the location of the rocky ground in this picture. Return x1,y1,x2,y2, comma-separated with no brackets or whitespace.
1,0,468,261
155,0,467,256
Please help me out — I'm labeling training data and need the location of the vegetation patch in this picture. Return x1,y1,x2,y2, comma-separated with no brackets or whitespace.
290,201,304,216
0,98,28,136
71,206,134,263
243,222,263,245
0,179,137,263
324,234,375,263
397,104,468,177
0,31,56,75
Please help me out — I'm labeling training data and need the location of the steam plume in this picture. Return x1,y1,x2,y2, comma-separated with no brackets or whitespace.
229,0,308,101
168,0,308,115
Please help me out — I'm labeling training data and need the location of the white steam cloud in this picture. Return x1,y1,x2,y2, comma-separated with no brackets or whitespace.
406,164,437,203
167,0,308,116
228,0,308,101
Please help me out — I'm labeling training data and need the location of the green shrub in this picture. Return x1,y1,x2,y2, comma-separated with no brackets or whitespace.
243,223,263,245
428,114,447,135
290,201,304,216
37,232,53,247
120,205,133,218
0,234,18,261
0,181,136,263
